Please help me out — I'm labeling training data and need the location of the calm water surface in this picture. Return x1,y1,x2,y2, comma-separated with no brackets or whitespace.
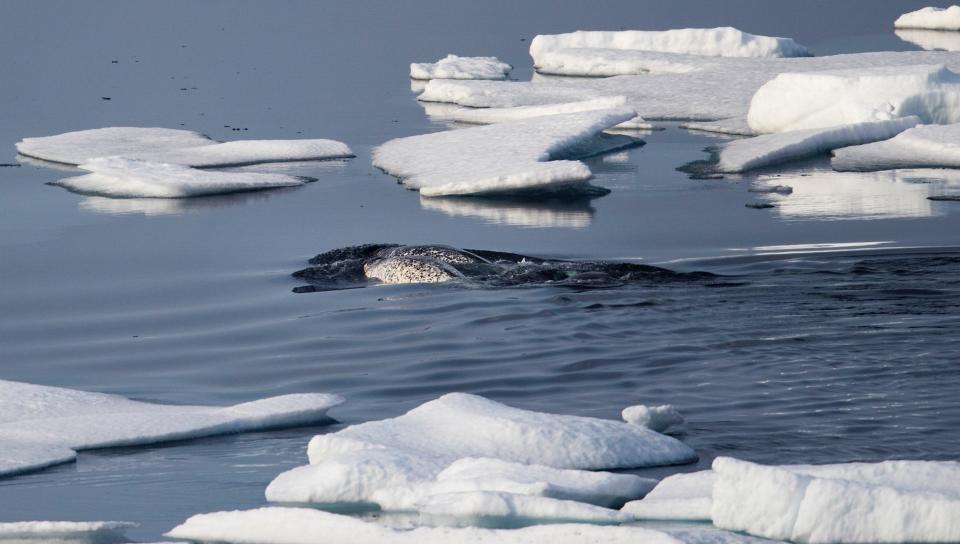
1,1,960,541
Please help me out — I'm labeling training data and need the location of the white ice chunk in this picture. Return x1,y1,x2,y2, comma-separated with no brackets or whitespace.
419,51,960,126
53,157,310,198
747,65,960,133
895,6,960,30
167,507,683,544
621,404,684,433
372,108,639,197
833,122,960,171
444,97,653,130
16,127,352,167
0,379,342,477
712,457,960,543
0,521,136,544
419,491,632,525
621,470,715,521
266,393,696,505
411,55,512,80
530,28,810,72
716,117,920,172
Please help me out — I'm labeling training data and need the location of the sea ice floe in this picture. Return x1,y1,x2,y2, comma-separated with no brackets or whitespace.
747,65,960,133
419,51,960,128
714,117,920,173
530,28,810,77
0,379,342,477
372,107,640,197
0,520,137,544
832,122,960,171
53,157,311,198
895,6,960,30
621,470,715,521
16,127,352,168
441,97,653,130
166,507,683,544
418,491,633,525
621,404,684,433
411,55,512,80
265,393,695,506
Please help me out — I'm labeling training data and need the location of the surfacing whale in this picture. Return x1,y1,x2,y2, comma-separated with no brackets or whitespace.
291,244,714,292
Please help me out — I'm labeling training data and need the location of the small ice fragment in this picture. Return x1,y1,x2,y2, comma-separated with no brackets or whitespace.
410,54,512,81
621,470,716,521
832,122,960,171
621,405,684,433
895,6,960,30
0,520,137,543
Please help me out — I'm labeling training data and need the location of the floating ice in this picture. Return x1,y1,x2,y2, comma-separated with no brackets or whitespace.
747,65,960,133
621,470,715,521
418,491,632,525
621,404,684,433
896,28,960,51
715,117,919,172
16,127,352,167
712,457,960,543
372,108,639,197
442,97,652,130
0,379,342,477
52,157,311,198
167,507,683,544
420,51,960,127
832,123,960,171
895,6,960,30
0,521,137,544
411,55,512,80
266,393,696,505
530,28,810,77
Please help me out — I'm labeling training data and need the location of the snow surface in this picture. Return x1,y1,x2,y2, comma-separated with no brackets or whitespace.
0,521,136,544
418,491,632,525
53,157,310,198
16,127,352,167
621,405,684,433
372,108,639,197
715,117,920,172
712,457,960,543
895,6,960,30
443,97,653,130
411,55,512,80
418,51,960,127
621,470,715,521
0,379,342,477
266,393,695,505
832,122,960,171
747,65,960,133
166,507,683,544
529,28,810,76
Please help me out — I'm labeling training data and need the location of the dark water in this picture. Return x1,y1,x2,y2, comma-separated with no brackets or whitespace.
2,1,960,541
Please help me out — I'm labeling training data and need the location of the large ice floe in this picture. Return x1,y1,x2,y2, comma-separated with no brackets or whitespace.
832,123,960,171
530,28,810,77
435,97,653,130
895,6,960,31
265,393,695,510
411,55,512,80
372,107,640,196
623,457,960,543
0,379,342,477
0,520,137,544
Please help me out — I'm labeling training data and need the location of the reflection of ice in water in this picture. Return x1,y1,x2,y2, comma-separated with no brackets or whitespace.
752,169,960,220
420,195,594,228
895,29,960,51
78,189,292,216
410,79,428,93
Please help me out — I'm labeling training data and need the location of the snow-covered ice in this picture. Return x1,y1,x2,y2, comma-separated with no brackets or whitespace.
372,108,640,197
16,127,352,167
266,393,695,506
442,97,653,130
166,507,682,544
712,456,960,543
52,157,311,198
419,51,960,127
747,65,960,133
418,491,633,525
832,123,960,171
621,404,684,433
621,470,715,521
411,55,512,80
715,118,920,172
530,28,810,77
0,521,137,544
895,6,960,30
0,379,342,477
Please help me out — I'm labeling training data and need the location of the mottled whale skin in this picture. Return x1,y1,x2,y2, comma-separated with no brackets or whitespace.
292,244,715,292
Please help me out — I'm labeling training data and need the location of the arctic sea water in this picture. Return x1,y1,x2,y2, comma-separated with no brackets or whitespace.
1,1,960,540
